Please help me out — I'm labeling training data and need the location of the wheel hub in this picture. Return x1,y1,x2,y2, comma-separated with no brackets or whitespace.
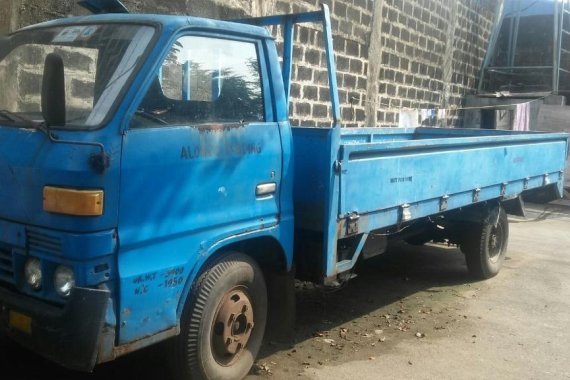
212,287,254,364
488,224,504,262
490,234,498,249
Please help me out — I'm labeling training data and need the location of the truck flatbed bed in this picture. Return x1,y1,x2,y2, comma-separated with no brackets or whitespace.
293,126,568,279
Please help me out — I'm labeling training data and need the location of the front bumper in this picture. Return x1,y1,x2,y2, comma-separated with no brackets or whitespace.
0,286,109,372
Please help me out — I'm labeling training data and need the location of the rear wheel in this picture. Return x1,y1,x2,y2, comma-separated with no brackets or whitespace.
461,207,509,280
172,253,267,380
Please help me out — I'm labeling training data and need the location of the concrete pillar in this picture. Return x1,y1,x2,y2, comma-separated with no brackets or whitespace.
440,0,459,124
365,0,384,127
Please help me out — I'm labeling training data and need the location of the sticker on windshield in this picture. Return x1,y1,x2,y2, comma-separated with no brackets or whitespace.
52,26,98,43
78,26,98,40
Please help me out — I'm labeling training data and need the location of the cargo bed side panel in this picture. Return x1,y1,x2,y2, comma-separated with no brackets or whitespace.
339,129,568,231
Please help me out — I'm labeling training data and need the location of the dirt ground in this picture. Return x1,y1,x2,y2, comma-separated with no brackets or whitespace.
1,202,569,379
253,202,570,379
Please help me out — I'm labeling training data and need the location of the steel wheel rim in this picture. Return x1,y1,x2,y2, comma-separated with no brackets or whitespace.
488,223,504,263
211,286,254,366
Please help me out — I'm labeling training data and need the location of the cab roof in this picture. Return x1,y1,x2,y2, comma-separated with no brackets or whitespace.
18,13,271,39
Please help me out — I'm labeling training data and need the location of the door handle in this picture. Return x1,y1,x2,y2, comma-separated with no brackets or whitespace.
256,182,276,197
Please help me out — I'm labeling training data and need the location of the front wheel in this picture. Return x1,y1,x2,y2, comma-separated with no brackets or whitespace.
172,253,267,380
461,207,509,280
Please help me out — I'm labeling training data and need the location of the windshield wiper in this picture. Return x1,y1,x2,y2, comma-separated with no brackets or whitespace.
0,111,109,173
0,110,54,140
0,109,41,127
0,109,52,137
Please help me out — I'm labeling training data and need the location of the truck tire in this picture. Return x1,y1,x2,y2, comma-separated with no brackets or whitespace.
172,253,267,380
461,207,509,280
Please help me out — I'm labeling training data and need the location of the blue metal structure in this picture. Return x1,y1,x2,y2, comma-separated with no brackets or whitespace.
240,5,341,123
0,4,568,378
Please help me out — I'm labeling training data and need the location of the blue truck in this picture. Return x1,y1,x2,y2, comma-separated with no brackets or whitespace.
0,1,568,379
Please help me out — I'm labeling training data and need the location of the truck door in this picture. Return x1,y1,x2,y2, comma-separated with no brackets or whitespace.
116,35,282,343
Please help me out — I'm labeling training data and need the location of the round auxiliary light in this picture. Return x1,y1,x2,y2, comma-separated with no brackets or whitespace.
54,266,75,297
24,258,42,290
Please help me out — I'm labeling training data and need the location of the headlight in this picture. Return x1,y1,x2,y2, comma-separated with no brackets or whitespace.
54,266,75,297
24,258,42,290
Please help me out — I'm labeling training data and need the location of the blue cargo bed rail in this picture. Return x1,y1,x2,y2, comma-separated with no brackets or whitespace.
236,5,341,124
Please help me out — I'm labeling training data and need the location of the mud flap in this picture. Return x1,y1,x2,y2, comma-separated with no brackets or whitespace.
502,195,526,217
522,183,562,204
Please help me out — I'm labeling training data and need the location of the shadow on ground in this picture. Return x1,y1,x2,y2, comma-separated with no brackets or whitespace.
0,243,476,379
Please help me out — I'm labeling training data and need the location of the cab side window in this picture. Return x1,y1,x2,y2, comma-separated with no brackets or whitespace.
132,36,264,128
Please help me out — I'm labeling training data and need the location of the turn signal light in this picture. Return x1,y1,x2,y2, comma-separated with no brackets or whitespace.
43,186,104,216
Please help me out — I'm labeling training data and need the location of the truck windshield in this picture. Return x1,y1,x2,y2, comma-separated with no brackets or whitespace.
0,24,155,129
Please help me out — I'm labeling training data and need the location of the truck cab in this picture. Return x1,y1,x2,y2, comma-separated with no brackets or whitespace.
0,8,294,377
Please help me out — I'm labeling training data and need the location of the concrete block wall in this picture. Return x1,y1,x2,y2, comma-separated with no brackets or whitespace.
272,0,373,127
373,0,495,127
376,0,451,126
3,0,498,128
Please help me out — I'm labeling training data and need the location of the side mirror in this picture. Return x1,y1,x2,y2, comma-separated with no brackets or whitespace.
41,53,66,127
